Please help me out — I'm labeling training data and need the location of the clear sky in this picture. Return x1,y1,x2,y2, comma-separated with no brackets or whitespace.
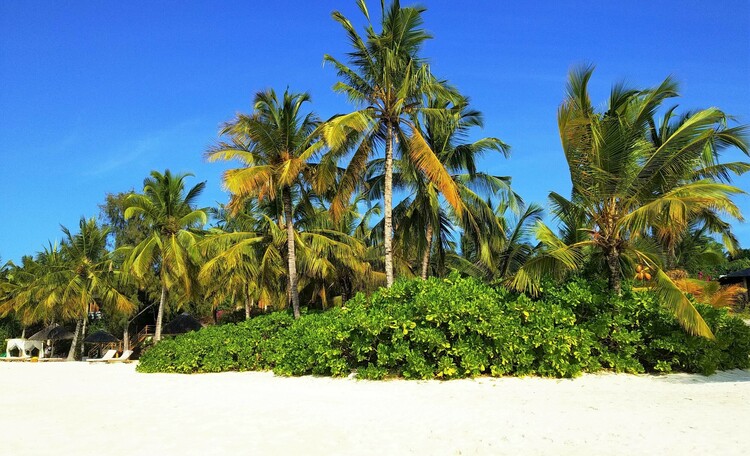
1,1,748,262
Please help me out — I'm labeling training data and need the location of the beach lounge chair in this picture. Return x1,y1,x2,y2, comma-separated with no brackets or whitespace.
87,349,117,362
106,350,133,363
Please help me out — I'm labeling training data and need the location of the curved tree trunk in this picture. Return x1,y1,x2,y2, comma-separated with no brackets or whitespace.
67,319,82,361
421,222,433,280
606,249,622,295
154,284,167,342
384,121,395,287
283,187,301,319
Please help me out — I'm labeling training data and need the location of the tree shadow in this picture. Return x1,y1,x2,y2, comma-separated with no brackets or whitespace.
653,369,750,384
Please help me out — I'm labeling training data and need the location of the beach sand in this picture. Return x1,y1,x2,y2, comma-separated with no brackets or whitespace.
1,362,748,455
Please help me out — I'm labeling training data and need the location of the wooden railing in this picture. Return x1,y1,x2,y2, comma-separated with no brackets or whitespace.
128,325,155,349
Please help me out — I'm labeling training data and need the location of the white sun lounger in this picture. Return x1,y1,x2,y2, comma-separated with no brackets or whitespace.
106,350,133,363
87,349,118,362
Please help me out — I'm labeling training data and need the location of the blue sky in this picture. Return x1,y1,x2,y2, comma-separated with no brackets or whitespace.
1,1,748,262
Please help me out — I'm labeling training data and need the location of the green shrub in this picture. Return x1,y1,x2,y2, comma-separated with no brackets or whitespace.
137,275,750,378
543,278,750,375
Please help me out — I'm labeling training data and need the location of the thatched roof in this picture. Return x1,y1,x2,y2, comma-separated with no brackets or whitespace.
162,313,203,335
719,268,750,284
28,323,74,341
84,330,120,344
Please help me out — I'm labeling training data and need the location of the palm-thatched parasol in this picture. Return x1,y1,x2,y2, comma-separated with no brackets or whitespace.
83,330,120,344
28,323,74,341
162,313,203,335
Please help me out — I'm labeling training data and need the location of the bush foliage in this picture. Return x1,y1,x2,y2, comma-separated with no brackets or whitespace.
137,276,750,378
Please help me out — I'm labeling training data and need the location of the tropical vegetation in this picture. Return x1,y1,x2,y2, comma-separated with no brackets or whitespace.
1,1,749,374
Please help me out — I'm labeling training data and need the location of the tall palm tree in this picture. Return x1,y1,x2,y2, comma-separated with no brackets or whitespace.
514,66,749,338
322,0,462,287
206,89,322,318
122,170,207,342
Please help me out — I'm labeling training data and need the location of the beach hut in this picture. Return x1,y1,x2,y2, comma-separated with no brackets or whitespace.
719,268,750,302
28,323,74,359
162,313,203,335
83,330,121,358
4,338,44,359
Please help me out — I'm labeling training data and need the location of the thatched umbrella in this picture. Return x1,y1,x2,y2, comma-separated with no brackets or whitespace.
28,323,74,341
162,313,203,335
83,330,120,344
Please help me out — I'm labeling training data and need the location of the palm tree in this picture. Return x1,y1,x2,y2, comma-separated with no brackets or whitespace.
457,202,543,281
400,95,513,279
58,218,135,359
292,190,382,305
322,0,463,287
513,65,749,338
122,170,207,342
1,221,135,359
206,89,322,319
199,203,267,319
0,254,54,337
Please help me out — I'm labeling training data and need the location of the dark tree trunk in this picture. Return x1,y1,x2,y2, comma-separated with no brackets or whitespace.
606,248,622,295
245,297,253,320
421,223,433,280
283,187,301,319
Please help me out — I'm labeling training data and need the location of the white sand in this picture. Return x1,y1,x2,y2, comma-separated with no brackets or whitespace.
1,363,748,455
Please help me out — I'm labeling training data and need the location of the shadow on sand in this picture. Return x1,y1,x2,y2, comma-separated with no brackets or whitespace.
653,369,750,384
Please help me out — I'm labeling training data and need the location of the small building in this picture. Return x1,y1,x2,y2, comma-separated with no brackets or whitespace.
718,268,750,301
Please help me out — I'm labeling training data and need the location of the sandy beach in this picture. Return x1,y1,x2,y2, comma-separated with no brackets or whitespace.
1,362,748,455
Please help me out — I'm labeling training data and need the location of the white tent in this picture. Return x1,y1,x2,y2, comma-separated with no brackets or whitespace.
5,339,44,358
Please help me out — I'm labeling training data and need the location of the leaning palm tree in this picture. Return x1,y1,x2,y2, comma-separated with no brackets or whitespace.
513,66,749,338
322,0,463,287
122,170,207,342
206,89,322,318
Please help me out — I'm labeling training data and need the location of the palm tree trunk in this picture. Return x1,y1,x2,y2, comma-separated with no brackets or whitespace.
384,121,395,287
283,187,301,319
606,249,622,295
123,328,130,351
421,222,433,280
81,315,88,354
21,327,25,339
245,297,252,320
154,284,167,342
67,319,82,361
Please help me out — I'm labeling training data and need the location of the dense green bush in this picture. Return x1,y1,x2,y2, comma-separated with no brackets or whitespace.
0,317,21,347
137,275,750,378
